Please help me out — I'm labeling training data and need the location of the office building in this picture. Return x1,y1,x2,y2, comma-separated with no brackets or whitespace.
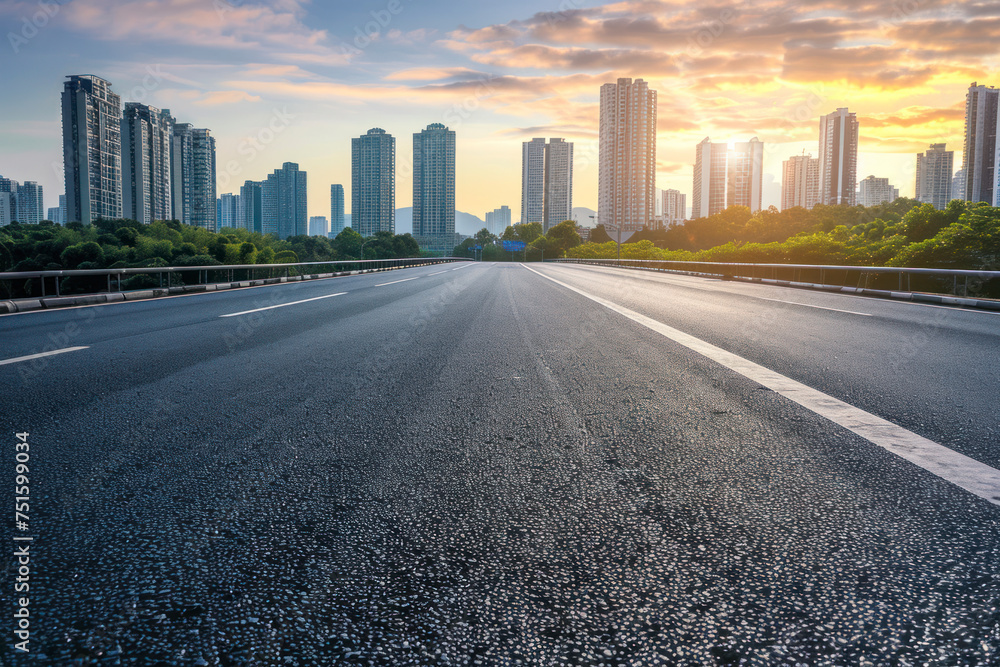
172,124,217,231
728,137,764,213
599,78,657,231
262,162,308,239
819,108,859,206
351,128,395,236
661,189,686,225
915,144,954,210
330,184,346,236
47,206,61,222
412,123,456,242
962,83,999,204
692,138,728,219
121,103,174,224
240,180,263,234
62,75,122,223
782,153,820,211
485,205,512,236
858,175,899,207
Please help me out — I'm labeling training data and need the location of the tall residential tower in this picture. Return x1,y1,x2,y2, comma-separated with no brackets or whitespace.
599,78,657,231
818,108,859,206
412,123,456,243
62,75,122,223
916,143,954,210
352,128,395,236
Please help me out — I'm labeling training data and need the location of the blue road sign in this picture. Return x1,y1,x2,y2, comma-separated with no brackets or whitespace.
502,240,526,252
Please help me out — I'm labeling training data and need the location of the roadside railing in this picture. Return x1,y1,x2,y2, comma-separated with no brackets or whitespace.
0,257,465,299
549,258,1000,300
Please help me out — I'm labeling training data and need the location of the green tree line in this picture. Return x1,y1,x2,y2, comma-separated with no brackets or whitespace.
454,220,583,261
569,199,1000,271
0,218,426,296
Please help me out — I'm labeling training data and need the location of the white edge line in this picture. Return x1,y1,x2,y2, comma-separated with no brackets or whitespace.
0,346,90,367
755,297,872,317
375,277,420,287
523,264,1000,507
219,292,347,318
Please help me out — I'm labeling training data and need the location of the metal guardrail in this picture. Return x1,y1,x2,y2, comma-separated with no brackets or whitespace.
0,257,466,298
550,259,1000,298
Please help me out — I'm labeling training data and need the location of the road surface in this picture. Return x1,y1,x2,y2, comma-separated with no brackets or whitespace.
2,261,999,665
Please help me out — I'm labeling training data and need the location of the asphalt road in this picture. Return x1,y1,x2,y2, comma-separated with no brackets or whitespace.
2,261,999,665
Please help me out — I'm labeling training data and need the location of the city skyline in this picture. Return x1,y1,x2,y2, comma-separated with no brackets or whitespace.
2,1,992,221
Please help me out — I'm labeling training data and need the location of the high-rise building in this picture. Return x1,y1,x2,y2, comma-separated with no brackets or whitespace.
0,193,12,227
728,138,764,213
62,75,122,223
961,83,999,204
172,124,217,231
330,184,346,237
240,180,263,234
915,143,954,210
16,182,44,224
544,138,573,232
692,138,728,219
661,189,686,225
953,169,966,202
781,153,820,211
121,103,174,224
521,138,546,225
351,128,395,237
818,108,859,206
521,138,574,232
858,175,898,207
262,162,308,240
0,177,16,226
485,206,512,236
218,192,240,229
309,216,328,237
47,206,61,222
413,123,456,242
599,78,657,231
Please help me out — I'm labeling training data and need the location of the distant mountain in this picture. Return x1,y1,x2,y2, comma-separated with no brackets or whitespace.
339,209,486,236
572,207,597,227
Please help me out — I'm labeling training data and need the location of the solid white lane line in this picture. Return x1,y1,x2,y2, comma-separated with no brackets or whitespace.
0,346,90,366
375,277,420,287
219,292,347,318
524,264,1000,507
754,297,872,317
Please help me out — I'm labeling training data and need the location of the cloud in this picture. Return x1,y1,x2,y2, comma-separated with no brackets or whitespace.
61,0,341,64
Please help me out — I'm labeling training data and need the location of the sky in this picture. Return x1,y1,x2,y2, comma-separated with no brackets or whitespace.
0,0,997,222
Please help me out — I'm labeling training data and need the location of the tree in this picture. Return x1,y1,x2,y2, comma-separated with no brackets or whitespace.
589,225,613,244
332,227,363,259
60,242,105,269
544,220,582,258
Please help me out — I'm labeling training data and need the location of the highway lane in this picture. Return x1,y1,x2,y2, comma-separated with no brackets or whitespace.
536,262,1000,470
2,262,999,665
